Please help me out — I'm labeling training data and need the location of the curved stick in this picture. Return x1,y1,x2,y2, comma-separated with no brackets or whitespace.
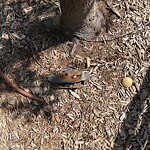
0,70,45,104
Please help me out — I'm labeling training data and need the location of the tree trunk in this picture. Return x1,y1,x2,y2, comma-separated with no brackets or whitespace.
60,0,105,40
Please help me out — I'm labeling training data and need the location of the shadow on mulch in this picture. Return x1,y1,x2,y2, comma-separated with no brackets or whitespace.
0,1,70,122
1,97,60,123
114,65,150,149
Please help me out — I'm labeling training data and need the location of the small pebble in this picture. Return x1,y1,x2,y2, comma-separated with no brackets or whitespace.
122,77,133,88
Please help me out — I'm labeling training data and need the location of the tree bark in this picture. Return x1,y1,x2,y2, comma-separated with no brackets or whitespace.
60,0,105,40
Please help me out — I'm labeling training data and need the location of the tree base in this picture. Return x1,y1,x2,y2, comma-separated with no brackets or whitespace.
60,0,105,41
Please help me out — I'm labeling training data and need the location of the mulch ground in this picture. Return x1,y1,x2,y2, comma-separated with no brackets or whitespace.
0,0,150,149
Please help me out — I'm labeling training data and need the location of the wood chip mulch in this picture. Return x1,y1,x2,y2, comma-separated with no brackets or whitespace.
0,0,150,149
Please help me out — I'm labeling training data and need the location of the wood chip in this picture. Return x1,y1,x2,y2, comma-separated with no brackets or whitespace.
85,57,91,68
69,90,80,99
